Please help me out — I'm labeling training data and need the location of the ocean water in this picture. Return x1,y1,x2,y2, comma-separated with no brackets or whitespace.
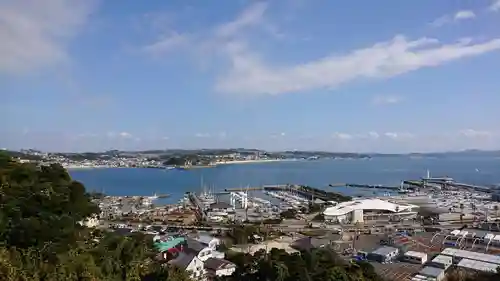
69,157,500,204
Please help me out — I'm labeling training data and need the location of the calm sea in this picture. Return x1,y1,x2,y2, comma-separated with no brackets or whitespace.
69,157,500,204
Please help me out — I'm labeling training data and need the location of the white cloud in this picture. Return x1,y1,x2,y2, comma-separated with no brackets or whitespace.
162,136,170,140
0,0,95,74
214,2,268,38
459,129,494,138
142,2,275,58
270,132,286,138
384,132,414,140
367,132,380,139
490,0,500,11
332,132,353,140
372,95,402,105
430,10,476,27
195,133,210,138
119,132,132,138
142,32,188,55
106,131,133,138
454,10,476,20
216,36,500,95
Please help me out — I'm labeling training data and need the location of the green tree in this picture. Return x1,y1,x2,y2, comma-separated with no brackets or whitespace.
0,155,191,281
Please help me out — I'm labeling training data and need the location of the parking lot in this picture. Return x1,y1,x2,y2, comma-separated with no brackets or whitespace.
373,262,422,281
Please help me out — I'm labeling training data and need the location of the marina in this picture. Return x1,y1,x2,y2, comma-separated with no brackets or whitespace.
87,164,500,281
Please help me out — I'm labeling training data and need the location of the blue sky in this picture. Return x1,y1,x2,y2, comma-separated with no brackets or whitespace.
2,0,500,153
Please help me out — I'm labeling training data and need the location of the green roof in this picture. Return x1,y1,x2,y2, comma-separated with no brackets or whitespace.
154,237,186,252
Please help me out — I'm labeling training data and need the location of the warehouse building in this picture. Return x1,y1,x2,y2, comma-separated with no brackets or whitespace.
440,248,500,265
457,258,499,273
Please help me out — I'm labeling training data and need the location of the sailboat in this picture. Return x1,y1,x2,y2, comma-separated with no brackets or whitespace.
149,193,159,200
198,176,216,206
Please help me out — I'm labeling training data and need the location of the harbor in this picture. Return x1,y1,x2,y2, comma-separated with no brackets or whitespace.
86,166,500,281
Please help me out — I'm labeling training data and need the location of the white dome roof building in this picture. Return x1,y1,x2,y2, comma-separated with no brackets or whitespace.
322,198,419,224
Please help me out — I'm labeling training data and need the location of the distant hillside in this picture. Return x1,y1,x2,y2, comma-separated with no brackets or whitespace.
407,150,500,158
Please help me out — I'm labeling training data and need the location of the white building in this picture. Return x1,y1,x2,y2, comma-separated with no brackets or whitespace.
171,236,234,281
403,251,428,264
169,253,205,280
193,235,221,251
78,215,100,228
322,198,418,224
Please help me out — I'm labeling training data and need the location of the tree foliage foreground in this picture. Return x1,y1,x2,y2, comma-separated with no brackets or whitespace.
0,153,189,281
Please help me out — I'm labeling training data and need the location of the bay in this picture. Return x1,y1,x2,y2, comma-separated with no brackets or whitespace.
69,157,500,204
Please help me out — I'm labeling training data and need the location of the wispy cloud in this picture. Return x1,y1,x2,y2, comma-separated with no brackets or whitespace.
490,0,500,12
141,2,278,58
332,132,353,140
107,131,133,138
454,10,476,20
372,95,402,105
0,0,96,74
140,3,500,97
142,32,189,55
459,129,495,138
384,132,414,140
431,10,476,27
216,36,500,96
214,2,268,38
195,133,210,138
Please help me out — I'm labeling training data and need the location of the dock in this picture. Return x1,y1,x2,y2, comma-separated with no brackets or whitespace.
224,185,288,192
345,183,402,190
187,192,207,220
225,187,263,191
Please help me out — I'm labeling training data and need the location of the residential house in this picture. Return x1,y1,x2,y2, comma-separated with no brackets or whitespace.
291,236,331,252
204,257,236,279
193,234,221,250
168,252,205,280
185,237,216,261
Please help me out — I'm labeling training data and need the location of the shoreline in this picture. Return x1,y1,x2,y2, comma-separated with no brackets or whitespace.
66,165,117,170
67,159,301,170
216,158,298,165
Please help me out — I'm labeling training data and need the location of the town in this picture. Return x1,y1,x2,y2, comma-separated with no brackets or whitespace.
5,148,371,169
3,150,500,280
82,175,500,281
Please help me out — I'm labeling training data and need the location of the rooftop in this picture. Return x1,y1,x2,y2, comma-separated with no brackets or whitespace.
418,266,444,278
168,252,196,270
323,198,417,216
204,258,235,270
441,248,500,265
431,255,452,264
404,251,428,259
185,237,207,253
457,258,499,273
371,246,399,256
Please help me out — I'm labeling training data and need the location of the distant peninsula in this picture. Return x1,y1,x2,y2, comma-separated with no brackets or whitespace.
2,148,499,169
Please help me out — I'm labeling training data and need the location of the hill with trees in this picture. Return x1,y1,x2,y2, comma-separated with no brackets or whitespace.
0,152,189,281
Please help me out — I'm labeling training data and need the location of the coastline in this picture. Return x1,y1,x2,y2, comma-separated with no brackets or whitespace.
66,165,116,170
66,159,300,170
216,158,298,165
